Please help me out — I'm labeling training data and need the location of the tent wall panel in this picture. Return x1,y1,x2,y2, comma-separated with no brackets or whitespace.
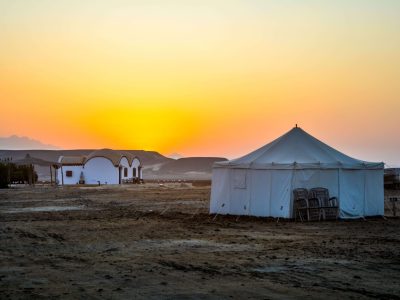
249,170,271,217
318,170,340,199
270,170,292,218
339,170,365,218
229,169,250,215
364,170,384,216
210,168,231,214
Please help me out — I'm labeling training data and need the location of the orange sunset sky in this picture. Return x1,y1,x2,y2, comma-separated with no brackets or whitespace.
0,1,399,165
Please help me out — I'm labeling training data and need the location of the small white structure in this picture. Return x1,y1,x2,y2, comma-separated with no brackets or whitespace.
57,149,142,185
210,127,384,219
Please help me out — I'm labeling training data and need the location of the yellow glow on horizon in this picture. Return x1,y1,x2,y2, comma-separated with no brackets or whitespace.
1,1,400,164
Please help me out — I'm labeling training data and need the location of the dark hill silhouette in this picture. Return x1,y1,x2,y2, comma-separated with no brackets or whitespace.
159,157,227,173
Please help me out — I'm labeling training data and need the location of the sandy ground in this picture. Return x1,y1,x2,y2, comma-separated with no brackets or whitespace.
0,184,399,299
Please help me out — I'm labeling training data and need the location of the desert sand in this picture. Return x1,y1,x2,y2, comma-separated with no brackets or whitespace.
0,184,399,299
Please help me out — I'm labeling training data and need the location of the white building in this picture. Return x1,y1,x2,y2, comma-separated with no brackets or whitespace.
57,149,142,185
210,127,384,219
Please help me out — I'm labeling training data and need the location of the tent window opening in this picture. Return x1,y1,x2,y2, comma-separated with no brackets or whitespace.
132,168,136,177
124,168,128,177
66,170,73,177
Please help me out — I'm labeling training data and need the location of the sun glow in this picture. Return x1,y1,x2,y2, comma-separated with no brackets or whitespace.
1,1,399,164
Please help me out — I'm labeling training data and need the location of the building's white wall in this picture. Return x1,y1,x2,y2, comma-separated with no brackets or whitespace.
120,157,130,180
57,154,145,185
56,168,62,185
131,158,141,178
58,166,83,185
84,157,119,184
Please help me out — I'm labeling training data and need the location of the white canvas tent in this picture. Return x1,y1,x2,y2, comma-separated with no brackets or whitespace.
210,127,384,219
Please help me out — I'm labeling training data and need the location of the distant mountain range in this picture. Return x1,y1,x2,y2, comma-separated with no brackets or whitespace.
0,149,227,181
144,156,227,180
0,136,60,150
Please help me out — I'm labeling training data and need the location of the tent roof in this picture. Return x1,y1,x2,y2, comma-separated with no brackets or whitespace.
215,127,383,170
